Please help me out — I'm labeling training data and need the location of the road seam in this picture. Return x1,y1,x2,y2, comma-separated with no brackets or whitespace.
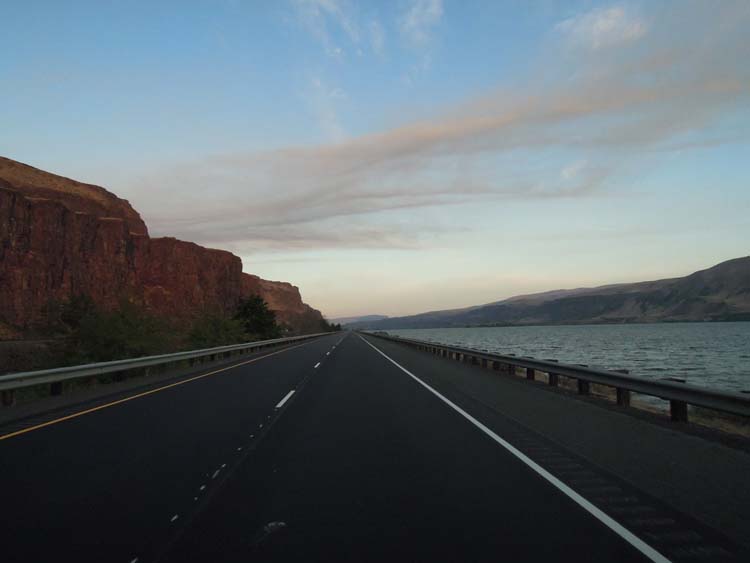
359,334,671,563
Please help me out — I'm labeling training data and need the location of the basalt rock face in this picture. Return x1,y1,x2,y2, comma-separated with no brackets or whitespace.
0,156,147,235
241,273,326,332
0,157,325,335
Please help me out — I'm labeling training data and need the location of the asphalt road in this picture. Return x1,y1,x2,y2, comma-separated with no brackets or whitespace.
0,332,742,562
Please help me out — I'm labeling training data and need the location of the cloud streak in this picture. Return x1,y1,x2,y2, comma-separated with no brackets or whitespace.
556,5,646,50
399,0,443,46
133,1,750,253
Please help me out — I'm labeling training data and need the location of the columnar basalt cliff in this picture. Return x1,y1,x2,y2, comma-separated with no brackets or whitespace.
0,157,325,336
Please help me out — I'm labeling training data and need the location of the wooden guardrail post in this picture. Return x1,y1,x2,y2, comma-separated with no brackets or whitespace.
545,359,559,387
526,367,535,381
671,400,688,422
576,364,590,395
614,369,631,406
1,390,15,406
616,388,631,406
663,377,689,422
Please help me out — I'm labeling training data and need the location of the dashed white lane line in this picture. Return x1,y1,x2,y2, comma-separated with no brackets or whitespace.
211,469,221,479
170,514,179,523
199,484,206,491
326,352,330,356
314,362,321,368
358,335,671,563
275,389,296,409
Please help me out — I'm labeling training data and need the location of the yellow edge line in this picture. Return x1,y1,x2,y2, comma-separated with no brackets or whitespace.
0,340,313,442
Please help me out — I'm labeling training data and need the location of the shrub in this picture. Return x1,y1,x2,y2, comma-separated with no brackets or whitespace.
188,313,247,349
234,296,281,340
64,299,172,364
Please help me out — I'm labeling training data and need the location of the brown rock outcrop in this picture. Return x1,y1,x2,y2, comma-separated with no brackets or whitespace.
0,157,325,336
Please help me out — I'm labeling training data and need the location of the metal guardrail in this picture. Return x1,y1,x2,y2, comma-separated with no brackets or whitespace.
365,332,750,423
0,332,330,405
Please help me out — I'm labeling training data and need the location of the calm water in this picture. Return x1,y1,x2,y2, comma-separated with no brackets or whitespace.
385,322,750,394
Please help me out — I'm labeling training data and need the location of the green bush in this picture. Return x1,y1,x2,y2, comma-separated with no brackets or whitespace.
234,295,281,340
64,299,173,364
188,313,247,349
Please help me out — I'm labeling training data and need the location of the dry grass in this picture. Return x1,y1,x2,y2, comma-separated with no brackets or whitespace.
0,156,113,207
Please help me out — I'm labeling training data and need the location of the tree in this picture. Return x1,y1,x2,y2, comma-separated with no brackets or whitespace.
64,299,171,364
233,295,280,339
188,313,247,349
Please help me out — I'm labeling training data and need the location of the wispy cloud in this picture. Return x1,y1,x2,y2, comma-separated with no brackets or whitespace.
133,1,750,253
369,19,385,55
307,77,347,141
399,0,443,46
292,0,360,58
556,5,646,50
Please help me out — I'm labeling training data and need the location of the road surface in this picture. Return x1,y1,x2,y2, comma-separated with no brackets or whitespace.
0,332,744,562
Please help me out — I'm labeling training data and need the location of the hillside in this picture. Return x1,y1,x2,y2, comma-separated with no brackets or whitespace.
352,257,750,329
0,157,326,336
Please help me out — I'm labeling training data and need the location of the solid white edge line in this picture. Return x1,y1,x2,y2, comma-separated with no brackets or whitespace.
358,335,671,563
275,389,296,409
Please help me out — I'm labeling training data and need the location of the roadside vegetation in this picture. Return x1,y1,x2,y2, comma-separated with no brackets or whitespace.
1,294,340,373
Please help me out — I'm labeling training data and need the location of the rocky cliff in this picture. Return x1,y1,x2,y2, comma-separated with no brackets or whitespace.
0,157,325,336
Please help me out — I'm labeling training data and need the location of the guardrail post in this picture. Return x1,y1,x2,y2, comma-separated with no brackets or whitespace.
481,358,488,368
50,382,63,396
1,390,15,406
507,363,515,376
544,359,559,386
670,400,688,422
616,388,631,406
613,369,630,406
526,367,535,381
577,379,590,395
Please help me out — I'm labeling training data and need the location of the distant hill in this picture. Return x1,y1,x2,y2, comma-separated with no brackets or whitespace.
332,314,389,326
352,257,750,329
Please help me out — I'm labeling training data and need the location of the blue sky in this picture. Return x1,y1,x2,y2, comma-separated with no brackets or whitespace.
2,1,749,318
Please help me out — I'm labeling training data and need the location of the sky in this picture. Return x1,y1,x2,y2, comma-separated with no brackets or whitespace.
2,0,749,319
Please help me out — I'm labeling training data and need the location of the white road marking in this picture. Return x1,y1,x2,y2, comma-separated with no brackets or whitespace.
199,484,206,491
275,389,296,409
358,335,671,563
326,352,330,356
314,362,321,368
170,514,179,523
221,463,227,468
237,446,243,451
130,558,139,563
211,469,220,479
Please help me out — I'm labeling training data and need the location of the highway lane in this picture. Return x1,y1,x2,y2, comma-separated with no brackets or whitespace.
0,333,342,563
160,333,657,563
